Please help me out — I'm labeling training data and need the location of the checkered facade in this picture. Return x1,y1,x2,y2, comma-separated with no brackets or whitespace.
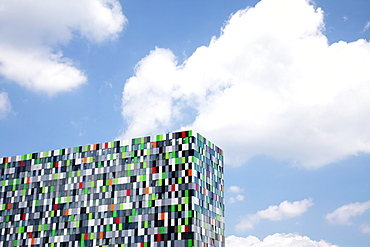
0,131,224,247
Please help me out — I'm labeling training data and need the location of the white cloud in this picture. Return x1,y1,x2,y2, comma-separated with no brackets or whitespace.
236,198,313,231
226,235,260,246
236,194,245,200
120,0,370,169
226,233,338,247
230,195,245,204
229,186,244,194
0,92,11,119
0,47,86,96
257,199,314,221
325,200,370,225
360,223,370,234
121,48,178,137
363,21,370,32
0,0,126,96
228,186,245,204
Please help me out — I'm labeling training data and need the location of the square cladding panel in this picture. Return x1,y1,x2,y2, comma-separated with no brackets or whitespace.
0,131,225,247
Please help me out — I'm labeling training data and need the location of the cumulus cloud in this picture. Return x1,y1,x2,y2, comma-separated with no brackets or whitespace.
226,233,338,247
228,186,245,204
0,0,126,96
230,195,245,204
325,200,370,225
256,199,314,221
0,92,11,119
120,0,370,169
236,198,313,231
229,186,244,194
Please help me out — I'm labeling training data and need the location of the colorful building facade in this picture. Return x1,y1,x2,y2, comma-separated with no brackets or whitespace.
0,130,224,247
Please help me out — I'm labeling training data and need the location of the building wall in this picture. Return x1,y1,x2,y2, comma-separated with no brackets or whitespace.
0,130,224,247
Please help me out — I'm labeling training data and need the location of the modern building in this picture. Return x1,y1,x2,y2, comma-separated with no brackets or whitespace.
0,130,225,247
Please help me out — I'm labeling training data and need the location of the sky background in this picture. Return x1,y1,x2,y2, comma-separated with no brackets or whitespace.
0,0,370,246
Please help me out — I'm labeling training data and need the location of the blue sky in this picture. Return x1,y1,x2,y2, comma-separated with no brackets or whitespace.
1,0,370,246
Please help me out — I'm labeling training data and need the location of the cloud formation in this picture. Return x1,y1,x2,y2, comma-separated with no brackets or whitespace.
325,200,370,225
229,186,244,194
230,195,245,204
236,198,313,231
120,0,370,169
363,22,370,32
0,92,11,119
226,233,338,247
0,0,126,96
228,186,245,204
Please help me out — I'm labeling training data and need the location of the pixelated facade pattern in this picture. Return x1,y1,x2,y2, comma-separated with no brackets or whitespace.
0,131,224,247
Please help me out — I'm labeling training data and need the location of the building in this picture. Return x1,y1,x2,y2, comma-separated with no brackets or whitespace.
0,130,225,247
